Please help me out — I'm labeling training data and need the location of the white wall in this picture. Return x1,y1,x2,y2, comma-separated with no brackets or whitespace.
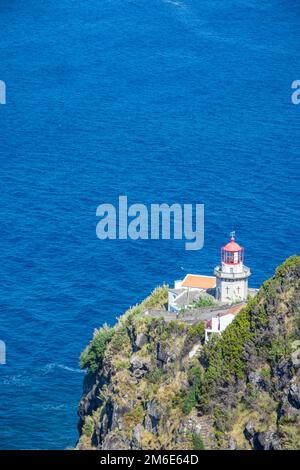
216,277,248,303
168,291,177,312
221,261,244,274
174,280,183,289
205,313,236,342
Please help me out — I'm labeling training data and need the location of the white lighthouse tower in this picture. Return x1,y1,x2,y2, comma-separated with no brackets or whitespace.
214,232,251,303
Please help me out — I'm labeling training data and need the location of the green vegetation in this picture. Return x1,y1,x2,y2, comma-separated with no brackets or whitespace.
80,286,168,373
142,285,169,310
280,425,300,450
201,303,253,394
193,294,218,309
77,256,300,450
182,366,203,415
146,368,165,384
122,404,144,437
197,256,300,433
187,322,205,342
80,323,114,372
82,415,95,438
275,254,300,279
123,285,169,323
192,434,205,450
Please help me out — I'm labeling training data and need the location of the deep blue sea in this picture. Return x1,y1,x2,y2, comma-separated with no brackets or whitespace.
0,0,299,449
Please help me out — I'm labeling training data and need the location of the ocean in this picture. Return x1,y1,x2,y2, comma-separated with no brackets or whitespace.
0,0,299,449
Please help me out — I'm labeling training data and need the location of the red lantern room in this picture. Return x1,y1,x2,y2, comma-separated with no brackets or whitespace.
221,231,244,265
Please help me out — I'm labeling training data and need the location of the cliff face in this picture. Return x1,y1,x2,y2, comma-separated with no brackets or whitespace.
77,256,300,450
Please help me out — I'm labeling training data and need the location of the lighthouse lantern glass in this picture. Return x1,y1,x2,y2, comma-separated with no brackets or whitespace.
222,247,244,265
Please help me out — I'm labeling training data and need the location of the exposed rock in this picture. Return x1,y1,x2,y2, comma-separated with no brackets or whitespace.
77,372,108,432
130,354,152,378
228,437,236,450
132,424,144,449
101,433,131,450
156,341,179,368
135,333,148,350
97,400,113,442
288,377,300,409
156,342,170,366
278,395,300,421
248,371,264,389
244,421,255,446
143,415,153,433
244,424,281,450
146,401,161,432
255,431,281,450
188,343,201,359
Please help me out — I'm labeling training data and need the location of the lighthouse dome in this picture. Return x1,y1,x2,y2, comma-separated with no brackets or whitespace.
221,233,244,265
223,239,242,252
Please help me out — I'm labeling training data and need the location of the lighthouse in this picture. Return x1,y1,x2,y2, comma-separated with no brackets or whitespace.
214,232,251,303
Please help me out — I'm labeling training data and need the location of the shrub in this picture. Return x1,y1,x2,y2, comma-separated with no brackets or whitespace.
143,285,169,310
182,390,197,415
80,324,114,372
192,434,205,450
122,405,144,437
193,294,218,309
280,424,300,450
108,326,129,352
118,285,169,326
188,366,203,387
275,255,300,280
114,358,131,372
182,366,203,415
147,368,165,384
82,415,94,437
187,322,205,342
202,305,254,386
268,337,288,364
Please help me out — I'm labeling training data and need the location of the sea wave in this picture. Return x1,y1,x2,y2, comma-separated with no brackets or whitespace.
0,363,84,387
162,0,186,8
30,403,67,411
42,363,85,375
1,373,32,387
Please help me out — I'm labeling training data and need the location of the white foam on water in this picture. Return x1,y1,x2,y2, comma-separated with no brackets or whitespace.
162,0,186,8
1,374,32,387
43,363,85,374
30,403,66,411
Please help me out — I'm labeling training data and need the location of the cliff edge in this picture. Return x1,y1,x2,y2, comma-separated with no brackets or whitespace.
77,256,300,450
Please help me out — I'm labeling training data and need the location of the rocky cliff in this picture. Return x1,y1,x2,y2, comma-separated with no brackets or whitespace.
77,256,300,450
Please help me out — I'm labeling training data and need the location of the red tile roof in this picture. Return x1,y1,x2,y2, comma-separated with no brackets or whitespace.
182,274,216,290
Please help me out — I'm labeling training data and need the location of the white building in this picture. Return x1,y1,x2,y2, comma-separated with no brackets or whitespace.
168,232,253,312
204,303,245,342
214,232,251,303
168,274,216,313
